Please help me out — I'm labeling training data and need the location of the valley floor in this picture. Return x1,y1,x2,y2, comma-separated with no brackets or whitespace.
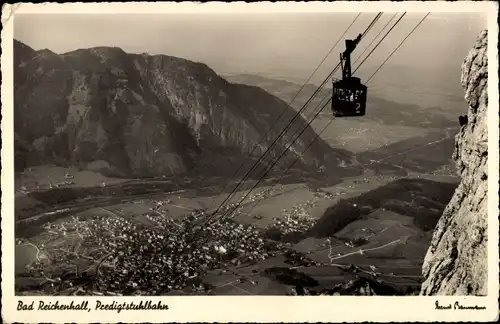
13,163,458,296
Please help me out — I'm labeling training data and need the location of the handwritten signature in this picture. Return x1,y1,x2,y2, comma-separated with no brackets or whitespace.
435,300,486,310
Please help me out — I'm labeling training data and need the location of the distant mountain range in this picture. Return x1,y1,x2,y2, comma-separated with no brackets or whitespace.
14,40,355,177
223,73,458,128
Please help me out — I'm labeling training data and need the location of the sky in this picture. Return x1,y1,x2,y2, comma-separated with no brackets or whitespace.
14,12,487,109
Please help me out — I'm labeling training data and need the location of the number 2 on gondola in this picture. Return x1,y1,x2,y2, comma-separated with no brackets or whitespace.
355,103,361,114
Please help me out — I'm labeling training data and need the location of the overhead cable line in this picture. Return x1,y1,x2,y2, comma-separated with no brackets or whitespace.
210,12,383,225
218,96,334,224
235,13,426,223
353,12,407,74
294,13,429,186
353,13,399,67
215,12,381,214
215,12,363,194
360,12,384,38
192,13,381,229
219,12,431,264
366,13,430,84
184,13,383,247
180,13,363,184
221,92,333,221
277,12,432,234
187,65,339,239
214,14,384,225
240,102,336,221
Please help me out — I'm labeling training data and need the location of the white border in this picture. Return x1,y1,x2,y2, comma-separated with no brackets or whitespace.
2,2,499,323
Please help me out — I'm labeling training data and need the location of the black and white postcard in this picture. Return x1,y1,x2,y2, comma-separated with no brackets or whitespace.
2,1,498,322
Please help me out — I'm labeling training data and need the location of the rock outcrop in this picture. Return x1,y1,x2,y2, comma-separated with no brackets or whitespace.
420,31,488,295
14,40,352,178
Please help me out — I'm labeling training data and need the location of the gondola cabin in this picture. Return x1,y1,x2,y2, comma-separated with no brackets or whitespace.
331,34,368,117
332,77,367,117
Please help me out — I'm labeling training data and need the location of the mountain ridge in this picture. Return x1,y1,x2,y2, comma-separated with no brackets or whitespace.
14,39,354,178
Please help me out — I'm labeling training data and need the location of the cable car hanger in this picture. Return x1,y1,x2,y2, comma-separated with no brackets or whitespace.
332,33,368,118
341,33,362,80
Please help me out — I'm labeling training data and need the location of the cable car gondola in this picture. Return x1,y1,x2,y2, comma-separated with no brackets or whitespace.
332,34,368,117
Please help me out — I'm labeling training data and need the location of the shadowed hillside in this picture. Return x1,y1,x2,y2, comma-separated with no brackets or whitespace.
309,178,458,238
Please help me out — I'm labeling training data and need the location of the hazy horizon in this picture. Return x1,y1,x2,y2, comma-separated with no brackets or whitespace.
15,12,487,110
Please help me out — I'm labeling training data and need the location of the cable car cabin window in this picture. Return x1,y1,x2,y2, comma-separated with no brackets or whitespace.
331,80,367,117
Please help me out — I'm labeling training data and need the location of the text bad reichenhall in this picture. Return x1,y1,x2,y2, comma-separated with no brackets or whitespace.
18,300,169,313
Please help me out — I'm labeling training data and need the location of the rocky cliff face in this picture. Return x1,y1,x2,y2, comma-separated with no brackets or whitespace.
420,31,488,296
14,40,350,178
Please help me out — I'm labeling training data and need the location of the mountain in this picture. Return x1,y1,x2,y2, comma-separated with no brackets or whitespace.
14,40,354,178
420,31,488,296
223,73,457,129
